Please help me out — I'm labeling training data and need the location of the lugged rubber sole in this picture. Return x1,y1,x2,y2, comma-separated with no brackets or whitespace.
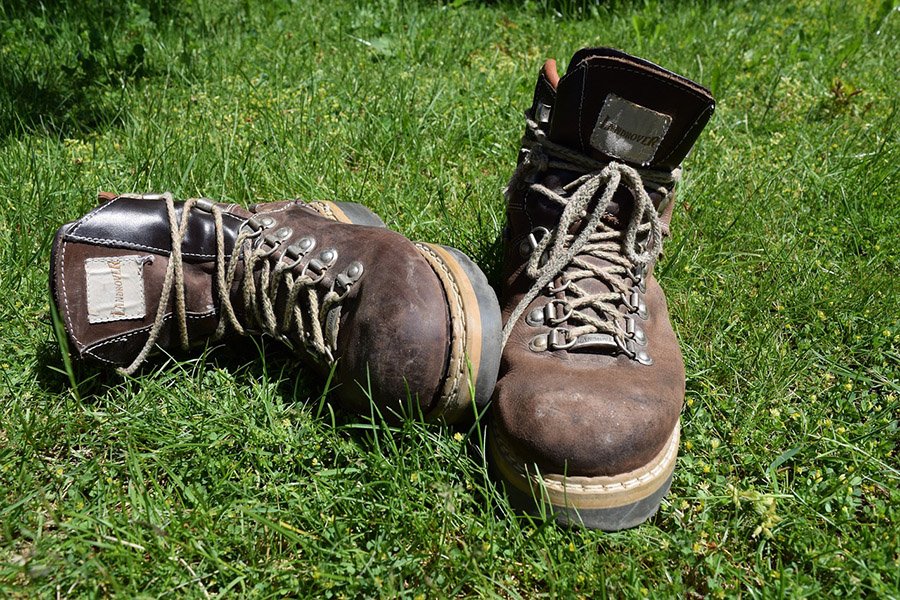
489,421,680,531
414,243,502,423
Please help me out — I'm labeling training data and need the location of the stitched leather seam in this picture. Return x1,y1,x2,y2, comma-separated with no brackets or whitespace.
68,197,245,258
85,311,215,355
306,201,337,220
59,230,81,350
577,67,587,154
414,243,467,416
66,235,218,259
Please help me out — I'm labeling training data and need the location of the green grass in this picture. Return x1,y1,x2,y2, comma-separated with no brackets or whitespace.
1,0,898,596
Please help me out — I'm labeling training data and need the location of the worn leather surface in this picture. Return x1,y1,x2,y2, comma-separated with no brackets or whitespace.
240,201,452,415
50,195,452,415
493,48,714,477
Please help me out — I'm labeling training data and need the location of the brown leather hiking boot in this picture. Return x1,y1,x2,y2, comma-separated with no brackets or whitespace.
50,193,501,423
488,48,715,529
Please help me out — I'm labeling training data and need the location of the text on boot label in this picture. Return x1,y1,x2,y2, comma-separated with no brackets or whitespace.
85,255,150,323
590,94,672,165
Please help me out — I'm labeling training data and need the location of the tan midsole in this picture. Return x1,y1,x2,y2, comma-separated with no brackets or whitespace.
427,244,484,406
491,423,679,510
319,201,351,223
415,243,483,422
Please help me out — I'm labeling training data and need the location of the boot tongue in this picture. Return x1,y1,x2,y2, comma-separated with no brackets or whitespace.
548,47,715,170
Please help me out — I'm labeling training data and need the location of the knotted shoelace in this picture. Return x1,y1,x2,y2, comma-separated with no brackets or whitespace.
119,194,342,375
500,116,680,350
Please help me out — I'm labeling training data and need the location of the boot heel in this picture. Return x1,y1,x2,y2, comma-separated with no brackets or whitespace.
319,201,387,228
415,243,501,422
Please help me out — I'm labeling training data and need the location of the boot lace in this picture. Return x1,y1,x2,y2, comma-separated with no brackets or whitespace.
501,116,680,360
119,194,352,375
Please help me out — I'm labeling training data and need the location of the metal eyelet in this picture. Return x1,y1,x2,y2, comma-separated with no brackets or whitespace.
548,276,570,294
634,329,647,345
273,226,293,241
243,215,275,238
622,290,649,320
332,261,364,299
528,328,579,352
518,226,550,257
302,248,338,283
637,300,649,320
630,265,647,292
525,307,544,327
545,299,573,325
635,349,653,365
616,326,653,365
528,334,548,352
548,327,576,350
525,300,573,327
281,236,316,268
256,232,282,257
194,198,216,212
625,317,647,347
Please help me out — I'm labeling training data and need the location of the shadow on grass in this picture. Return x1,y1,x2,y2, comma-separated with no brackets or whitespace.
0,58,128,142
0,0,183,141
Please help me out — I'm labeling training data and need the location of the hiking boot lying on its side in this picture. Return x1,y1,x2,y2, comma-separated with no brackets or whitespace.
50,193,501,423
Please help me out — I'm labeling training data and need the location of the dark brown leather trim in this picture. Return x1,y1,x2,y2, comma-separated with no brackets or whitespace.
65,196,244,262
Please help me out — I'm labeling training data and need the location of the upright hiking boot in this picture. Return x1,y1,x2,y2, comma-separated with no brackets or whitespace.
488,48,715,529
50,193,501,423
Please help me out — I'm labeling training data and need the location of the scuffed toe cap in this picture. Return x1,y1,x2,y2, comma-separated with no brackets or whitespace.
492,363,681,477
333,232,451,418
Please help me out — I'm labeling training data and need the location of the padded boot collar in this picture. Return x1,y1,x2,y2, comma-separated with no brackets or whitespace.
547,47,715,169
63,194,248,262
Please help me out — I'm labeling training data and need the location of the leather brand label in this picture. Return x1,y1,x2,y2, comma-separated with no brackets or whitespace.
85,255,149,323
590,94,672,165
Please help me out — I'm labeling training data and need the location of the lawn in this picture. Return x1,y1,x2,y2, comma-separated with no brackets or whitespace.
1,0,898,597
